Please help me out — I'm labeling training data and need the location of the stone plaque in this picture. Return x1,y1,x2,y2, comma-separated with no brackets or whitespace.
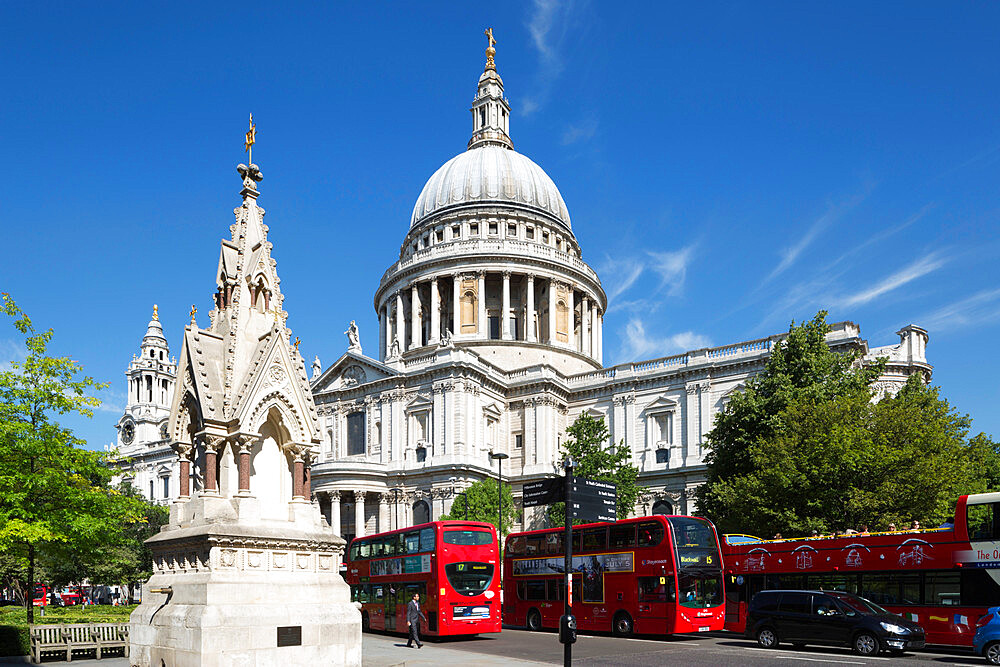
277,625,302,647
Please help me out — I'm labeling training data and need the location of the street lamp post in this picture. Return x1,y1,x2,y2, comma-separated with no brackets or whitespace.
389,487,402,531
489,451,509,597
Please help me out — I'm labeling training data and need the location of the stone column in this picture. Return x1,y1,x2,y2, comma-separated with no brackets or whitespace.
501,271,512,340
234,435,253,495
304,453,312,499
379,303,387,361
378,493,390,533
395,291,404,354
568,286,576,350
582,297,591,357
354,491,366,538
526,275,536,342
590,302,598,358
330,490,342,535
429,277,440,344
547,279,557,344
597,310,603,364
291,448,305,500
410,283,421,350
452,274,461,336
175,443,192,499
202,434,224,495
477,271,487,339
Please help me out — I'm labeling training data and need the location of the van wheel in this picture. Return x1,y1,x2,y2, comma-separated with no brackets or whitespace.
756,627,779,649
986,641,1000,665
526,609,542,631
361,611,370,632
613,612,634,637
853,632,880,656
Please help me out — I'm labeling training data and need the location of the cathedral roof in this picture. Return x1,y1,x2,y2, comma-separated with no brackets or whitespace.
409,32,572,233
410,145,571,231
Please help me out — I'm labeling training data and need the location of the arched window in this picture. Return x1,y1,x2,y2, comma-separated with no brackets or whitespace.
460,290,477,333
652,500,673,516
556,299,569,342
413,499,430,525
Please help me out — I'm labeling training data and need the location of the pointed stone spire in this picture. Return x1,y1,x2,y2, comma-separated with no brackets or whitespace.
468,28,513,150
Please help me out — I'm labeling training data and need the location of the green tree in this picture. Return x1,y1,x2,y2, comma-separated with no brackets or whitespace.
0,294,147,622
439,477,519,540
547,413,640,527
698,311,994,536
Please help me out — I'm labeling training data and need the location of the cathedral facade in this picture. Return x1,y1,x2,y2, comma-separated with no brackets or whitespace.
113,42,932,544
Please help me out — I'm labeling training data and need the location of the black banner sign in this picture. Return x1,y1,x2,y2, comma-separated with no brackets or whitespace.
523,478,564,507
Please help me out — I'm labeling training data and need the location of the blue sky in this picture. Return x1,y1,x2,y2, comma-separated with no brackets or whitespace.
2,2,998,449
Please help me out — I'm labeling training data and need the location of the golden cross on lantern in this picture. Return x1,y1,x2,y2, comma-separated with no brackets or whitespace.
189,304,197,325
152,304,159,321
293,337,301,351
244,113,256,165
484,27,496,70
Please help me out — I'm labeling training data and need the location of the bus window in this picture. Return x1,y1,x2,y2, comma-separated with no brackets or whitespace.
638,576,673,602
546,580,564,600
358,585,371,603
582,528,607,552
349,543,360,561
419,527,435,552
544,532,563,554
968,502,997,540
358,541,371,559
859,573,896,605
678,571,723,609
924,572,960,605
444,529,493,545
962,569,1000,606
526,536,544,554
525,581,546,601
517,581,526,600
572,530,582,553
637,521,664,547
899,573,920,605
507,535,526,556
445,562,495,596
610,524,636,549
386,534,399,556
403,531,420,554
373,585,384,602
372,538,386,558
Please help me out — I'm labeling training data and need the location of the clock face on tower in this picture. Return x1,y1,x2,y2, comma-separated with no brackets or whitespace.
121,419,135,445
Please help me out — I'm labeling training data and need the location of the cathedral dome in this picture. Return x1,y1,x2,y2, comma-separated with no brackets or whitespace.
410,145,572,231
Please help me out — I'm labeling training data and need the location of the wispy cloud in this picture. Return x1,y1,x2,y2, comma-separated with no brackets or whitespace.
522,0,575,114
825,204,934,272
561,118,598,145
92,387,126,414
838,252,949,308
918,288,1000,333
621,318,710,360
600,243,697,313
0,338,27,372
763,192,868,285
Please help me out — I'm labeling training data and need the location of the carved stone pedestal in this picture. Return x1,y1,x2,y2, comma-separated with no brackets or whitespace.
129,495,361,667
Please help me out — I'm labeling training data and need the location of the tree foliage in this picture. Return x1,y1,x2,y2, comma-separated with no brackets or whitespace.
0,294,147,621
547,413,641,527
439,477,519,539
698,311,996,537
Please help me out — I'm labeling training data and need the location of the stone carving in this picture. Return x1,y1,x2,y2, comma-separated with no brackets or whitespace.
342,365,366,387
439,328,454,348
220,548,237,568
344,320,362,352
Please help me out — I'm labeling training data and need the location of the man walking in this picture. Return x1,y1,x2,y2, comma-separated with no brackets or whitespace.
406,592,427,648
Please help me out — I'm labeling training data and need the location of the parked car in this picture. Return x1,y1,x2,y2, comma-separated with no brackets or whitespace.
746,589,925,656
974,606,1000,665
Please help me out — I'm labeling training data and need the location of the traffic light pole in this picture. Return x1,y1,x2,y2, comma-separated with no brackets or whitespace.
563,459,574,667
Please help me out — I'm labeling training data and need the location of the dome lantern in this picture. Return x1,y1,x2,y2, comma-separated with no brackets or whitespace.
468,28,513,151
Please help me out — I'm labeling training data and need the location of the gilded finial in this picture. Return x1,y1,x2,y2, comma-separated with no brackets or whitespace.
244,113,256,165
189,305,197,325
484,27,496,71
152,304,159,321
293,336,301,351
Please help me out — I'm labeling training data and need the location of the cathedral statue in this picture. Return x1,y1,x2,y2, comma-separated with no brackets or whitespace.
345,320,361,352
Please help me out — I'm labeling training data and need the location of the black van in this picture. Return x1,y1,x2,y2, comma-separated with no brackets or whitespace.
746,589,925,656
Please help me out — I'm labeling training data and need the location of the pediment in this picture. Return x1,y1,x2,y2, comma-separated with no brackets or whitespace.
311,350,399,393
483,402,503,419
407,394,434,411
644,395,680,413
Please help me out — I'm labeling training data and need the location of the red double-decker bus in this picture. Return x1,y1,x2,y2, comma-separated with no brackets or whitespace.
345,520,501,637
721,492,1000,647
502,515,726,637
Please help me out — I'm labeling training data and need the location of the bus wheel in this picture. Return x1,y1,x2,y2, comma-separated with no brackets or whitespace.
361,611,370,632
853,632,880,656
526,609,542,632
986,641,1000,665
756,627,778,649
613,612,634,637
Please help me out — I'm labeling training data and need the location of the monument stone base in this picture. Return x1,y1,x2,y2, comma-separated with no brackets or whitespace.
129,495,361,667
